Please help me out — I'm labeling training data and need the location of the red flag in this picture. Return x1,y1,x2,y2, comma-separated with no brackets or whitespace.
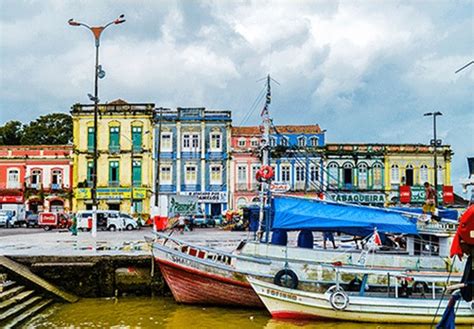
373,231,382,246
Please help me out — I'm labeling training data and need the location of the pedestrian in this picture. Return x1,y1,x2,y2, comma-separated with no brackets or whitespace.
70,213,78,236
323,231,337,249
177,213,186,234
422,182,437,220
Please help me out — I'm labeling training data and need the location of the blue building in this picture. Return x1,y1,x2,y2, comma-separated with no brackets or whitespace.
154,107,232,217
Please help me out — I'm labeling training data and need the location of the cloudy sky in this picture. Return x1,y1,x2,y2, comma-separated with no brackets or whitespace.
1,0,473,193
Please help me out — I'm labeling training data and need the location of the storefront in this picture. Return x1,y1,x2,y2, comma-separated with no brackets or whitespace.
75,187,148,214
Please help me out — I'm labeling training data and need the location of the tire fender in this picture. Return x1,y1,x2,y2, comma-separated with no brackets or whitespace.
273,269,299,289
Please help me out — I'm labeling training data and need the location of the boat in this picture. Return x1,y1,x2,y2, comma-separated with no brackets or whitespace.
153,232,267,307
247,267,474,324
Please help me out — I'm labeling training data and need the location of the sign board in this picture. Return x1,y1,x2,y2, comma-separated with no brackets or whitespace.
0,195,23,204
328,192,386,204
442,185,454,204
179,191,227,203
399,186,411,204
168,195,198,217
406,186,443,203
75,188,147,200
270,182,290,193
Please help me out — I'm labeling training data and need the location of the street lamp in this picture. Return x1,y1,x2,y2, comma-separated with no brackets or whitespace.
423,111,443,207
69,15,126,237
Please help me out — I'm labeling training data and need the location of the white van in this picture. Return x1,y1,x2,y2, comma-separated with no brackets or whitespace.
76,210,125,231
0,204,26,227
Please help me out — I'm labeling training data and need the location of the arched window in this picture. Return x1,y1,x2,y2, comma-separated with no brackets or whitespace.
7,169,20,189
328,163,338,187
51,169,63,189
236,197,247,208
420,164,429,185
30,169,42,188
309,136,319,147
343,163,353,187
437,165,443,186
358,163,368,189
405,164,414,186
297,136,306,147
391,164,399,184
372,163,383,188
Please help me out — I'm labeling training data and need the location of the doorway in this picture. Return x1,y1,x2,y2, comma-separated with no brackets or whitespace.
210,204,221,217
405,165,414,186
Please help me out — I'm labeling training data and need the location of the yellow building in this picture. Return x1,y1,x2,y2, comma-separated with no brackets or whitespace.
71,99,155,218
384,144,453,204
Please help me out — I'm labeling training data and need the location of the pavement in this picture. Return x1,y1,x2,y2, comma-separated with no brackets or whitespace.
0,227,251,257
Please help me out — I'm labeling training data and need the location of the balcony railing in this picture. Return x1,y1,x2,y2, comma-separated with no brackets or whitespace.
132,181,142,187
109,181,120,187
109,145,120,153
51,183,62,190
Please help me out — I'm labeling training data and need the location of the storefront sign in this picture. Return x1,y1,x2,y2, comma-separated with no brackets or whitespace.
328,192,386,204
442,185,454,204
399,186,411,203
404,186,443,203
75,188,147,200
0,195,23,203
180,191,227,203
270,182,290,193
169,196,198,217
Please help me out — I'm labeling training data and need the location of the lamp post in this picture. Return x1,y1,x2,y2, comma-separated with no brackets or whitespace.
423,111,443,207
68,15,126,237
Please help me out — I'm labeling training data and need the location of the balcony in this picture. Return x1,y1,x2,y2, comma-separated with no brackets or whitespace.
181,184,201,192
236,183,248,191
132,145,143,153
109,145,120,153
27,183,40,190
51,183,62,190
132,181,142,187
108,181,120,187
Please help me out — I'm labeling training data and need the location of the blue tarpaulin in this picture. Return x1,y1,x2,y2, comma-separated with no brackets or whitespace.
272,196,418,236
391,207,458,221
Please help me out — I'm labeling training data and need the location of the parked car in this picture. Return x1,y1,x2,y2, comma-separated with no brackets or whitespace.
76,210,126,231
192,213,207,228
26,213,39,227
120,213,139,230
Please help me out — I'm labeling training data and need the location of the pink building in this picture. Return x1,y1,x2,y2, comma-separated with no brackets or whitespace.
0,145,73,214
230,125,325,209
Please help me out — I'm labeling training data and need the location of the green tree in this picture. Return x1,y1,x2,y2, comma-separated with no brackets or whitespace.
0,121,23,145
21,113,72,145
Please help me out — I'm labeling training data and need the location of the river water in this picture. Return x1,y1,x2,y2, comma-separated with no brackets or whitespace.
25,296,470,329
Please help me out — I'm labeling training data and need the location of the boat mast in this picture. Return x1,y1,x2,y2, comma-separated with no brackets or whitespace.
258,74,272,241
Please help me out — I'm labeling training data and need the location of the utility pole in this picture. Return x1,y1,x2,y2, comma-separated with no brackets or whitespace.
68,15,126,237
424,111,443,207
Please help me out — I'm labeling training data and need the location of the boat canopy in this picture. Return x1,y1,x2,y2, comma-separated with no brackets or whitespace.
272,196,418,236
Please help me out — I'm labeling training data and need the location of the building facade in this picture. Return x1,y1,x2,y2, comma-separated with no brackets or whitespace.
384,144,453,205
322,144,453,206
0,145,73,214
230,125,325,208
154,107,231,217
71,99,155,217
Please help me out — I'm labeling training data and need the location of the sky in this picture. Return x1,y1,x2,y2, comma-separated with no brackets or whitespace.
0,0,473,195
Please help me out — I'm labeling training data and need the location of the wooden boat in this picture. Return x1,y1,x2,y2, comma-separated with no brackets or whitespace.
247,270,474,324
153,232,268,307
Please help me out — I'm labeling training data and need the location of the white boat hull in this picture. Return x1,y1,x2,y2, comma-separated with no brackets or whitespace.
248,277,474,324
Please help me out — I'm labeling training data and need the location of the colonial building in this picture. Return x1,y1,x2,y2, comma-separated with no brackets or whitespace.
0,145,73,213
384,144,453,205
230,125,325,208
324,144,386,205
322,144,453,206
154,107,232,217
71,99,155,217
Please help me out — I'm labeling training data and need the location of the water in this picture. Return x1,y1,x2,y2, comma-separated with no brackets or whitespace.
25,297,470,329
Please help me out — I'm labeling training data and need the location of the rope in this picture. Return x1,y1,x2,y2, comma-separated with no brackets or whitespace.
238,84,267,127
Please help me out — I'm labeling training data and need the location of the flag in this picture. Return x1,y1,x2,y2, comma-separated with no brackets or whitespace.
373,230,382,246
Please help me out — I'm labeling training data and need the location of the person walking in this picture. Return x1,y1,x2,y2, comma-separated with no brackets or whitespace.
70,213,78,236
323,231,337,249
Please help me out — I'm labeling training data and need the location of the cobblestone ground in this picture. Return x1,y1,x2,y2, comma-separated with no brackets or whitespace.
0,226,251,256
